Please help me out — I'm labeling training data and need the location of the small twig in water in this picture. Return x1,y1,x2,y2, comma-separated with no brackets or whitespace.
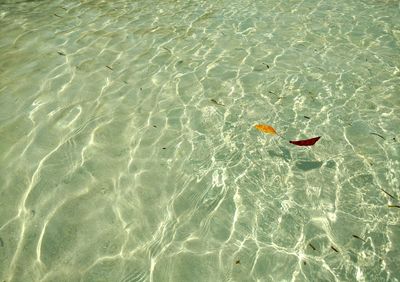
381,188,396,200
370,132,385,140
262,63,270,69
210,99,225,106
352,235,366,243
162,47,172,54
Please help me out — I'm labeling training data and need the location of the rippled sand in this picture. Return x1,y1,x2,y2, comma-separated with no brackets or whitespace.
0,0,399,281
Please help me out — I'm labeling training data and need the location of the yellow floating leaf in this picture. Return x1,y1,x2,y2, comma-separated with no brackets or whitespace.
255,124,277,135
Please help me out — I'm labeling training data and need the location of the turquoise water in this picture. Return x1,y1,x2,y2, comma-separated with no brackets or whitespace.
0,0,399,281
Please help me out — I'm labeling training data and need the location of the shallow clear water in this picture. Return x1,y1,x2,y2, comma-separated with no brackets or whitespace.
0,0,399,281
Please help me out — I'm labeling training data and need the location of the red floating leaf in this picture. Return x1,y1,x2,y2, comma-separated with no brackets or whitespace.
289,136,321,146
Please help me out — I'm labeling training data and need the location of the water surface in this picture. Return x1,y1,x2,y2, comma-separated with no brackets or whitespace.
0,0,399,281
